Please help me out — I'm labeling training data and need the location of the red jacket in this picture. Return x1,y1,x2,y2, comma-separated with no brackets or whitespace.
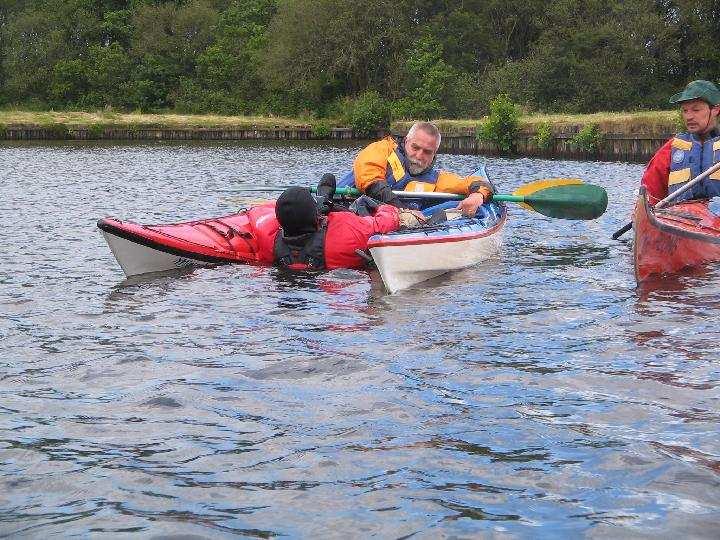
323,205,400,268
250,203,400,269
641,139,672,205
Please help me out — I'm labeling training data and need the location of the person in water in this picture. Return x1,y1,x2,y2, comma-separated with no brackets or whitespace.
642,79,720,205
270,182,423,271
338,121,494,216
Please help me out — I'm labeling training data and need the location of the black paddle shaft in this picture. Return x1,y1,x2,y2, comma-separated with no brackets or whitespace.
612,222,632,239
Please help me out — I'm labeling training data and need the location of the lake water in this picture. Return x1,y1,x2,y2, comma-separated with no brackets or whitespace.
1,140,718,538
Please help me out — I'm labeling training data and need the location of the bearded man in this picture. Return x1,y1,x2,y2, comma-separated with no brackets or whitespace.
338,121,494,216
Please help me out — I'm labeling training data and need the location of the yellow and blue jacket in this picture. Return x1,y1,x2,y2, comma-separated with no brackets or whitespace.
668,130,720,200
338,136,490,196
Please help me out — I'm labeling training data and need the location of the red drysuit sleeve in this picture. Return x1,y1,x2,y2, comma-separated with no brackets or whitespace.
324,205,400,269
641,139,672,205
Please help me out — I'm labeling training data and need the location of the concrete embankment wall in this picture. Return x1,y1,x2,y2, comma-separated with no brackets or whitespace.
1,125,668,163
439,129,669,163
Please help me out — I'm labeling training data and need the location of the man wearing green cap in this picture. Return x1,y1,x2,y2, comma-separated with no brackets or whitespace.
641,80,720,204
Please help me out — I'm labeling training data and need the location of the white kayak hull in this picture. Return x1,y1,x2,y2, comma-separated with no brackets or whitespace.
101,230,210,277
368,206,506,293
370,231,503,294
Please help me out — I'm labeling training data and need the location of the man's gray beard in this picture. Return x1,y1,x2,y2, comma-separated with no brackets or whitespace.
407,160,425,175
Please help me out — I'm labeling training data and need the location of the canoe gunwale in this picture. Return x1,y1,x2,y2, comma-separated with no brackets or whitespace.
367,211,506,249
368,199,507,248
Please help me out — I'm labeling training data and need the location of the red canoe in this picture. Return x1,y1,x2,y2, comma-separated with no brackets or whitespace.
633,187,720,282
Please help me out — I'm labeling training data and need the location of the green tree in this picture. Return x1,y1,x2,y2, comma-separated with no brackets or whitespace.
129,0,219,109
263,0,413,109
391,36,457,119
662,0,720,83
2,6,77,104
2,0,718,117
0,1,23,103
180,0,276,113
100,9,133,47
483,0,674,112
423,0,545,76
1,0,109,105
130,0,218,71
86,42,133,108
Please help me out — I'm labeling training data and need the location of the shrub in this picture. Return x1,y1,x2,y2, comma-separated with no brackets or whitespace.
348,90,391,137
532,122,553,151
389,97,415,121
675,109,685,132
174,80,252,115
476,94,520,154
311,120,331,139
323,97,354,121
571,123,603,152
49,59,88,107
46,122,69,139
120,80,166,112
87,123,105,139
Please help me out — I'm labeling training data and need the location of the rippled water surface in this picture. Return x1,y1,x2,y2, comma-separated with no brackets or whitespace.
1,140,719,538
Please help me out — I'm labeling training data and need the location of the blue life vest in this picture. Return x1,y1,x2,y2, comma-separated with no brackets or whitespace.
338,136,439,190
668,130,720,201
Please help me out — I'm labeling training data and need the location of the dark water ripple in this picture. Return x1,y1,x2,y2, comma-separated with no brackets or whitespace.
1,141,719,538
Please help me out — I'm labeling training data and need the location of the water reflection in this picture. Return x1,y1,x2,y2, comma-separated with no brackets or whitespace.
111,266,198,290
522,244,613,268
635,265,719,302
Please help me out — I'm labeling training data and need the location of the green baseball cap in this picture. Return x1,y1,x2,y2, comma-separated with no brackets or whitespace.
669,80,720,106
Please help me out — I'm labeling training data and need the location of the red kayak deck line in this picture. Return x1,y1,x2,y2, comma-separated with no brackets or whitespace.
633,188,720,282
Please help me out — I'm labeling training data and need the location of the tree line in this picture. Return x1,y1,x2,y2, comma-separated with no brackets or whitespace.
1,0,718,122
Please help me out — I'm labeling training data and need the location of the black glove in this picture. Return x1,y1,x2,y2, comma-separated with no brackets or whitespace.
316,173,336,200
365,181,409,208
349,195,381,216
315,173,336,214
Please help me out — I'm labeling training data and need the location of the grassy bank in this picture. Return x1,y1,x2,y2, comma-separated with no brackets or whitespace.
0,110,313,130
0,109,681,135
425,110,680,135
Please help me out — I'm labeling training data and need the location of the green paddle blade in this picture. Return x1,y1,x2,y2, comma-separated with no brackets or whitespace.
495,179,608,220
524,183,608,220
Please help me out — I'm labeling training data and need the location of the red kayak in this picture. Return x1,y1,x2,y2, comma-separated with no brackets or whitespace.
97,203,279,277
633,187,720,282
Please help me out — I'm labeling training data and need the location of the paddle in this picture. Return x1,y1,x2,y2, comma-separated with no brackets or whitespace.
612,160,720,239
333,178,608,220
230,178,608,220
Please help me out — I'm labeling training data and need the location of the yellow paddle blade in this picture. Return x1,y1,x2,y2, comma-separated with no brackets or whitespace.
512,178,584,196
511,178,585,211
